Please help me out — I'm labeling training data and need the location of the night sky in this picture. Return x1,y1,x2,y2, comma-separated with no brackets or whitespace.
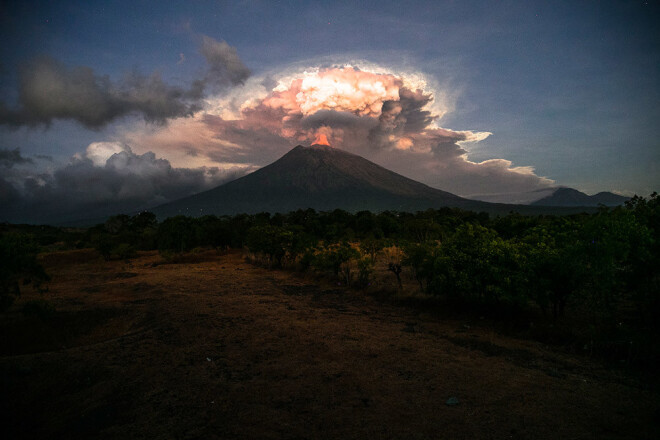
1,0,658,222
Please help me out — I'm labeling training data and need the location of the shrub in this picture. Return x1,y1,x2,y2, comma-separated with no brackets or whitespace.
22,299,55,320
383,245,404,288
0,233,49,311
245,225,293,268
356,256,374,288
111,243,137,260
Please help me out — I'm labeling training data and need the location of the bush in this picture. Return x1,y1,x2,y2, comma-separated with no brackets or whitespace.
0,233,49,311
157,216,200,253
356,256,374,288
245,225,293,267
22,299,56,320
111,243,137,260
312,242,359,277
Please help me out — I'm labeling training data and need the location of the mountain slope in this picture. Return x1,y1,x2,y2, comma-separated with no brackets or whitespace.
152,145,471,217
531,187,629,207
151,145,599,218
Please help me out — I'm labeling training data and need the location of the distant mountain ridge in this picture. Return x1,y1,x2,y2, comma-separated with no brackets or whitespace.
530,187,629,207
151,144,597,219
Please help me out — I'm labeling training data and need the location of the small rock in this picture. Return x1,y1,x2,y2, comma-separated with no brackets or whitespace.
446,397,459,406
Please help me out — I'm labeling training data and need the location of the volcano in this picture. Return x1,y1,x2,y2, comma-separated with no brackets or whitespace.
151,145,590,218
530,187,629,207
152,144,475,218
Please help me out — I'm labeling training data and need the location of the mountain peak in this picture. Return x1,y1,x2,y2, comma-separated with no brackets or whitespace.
152,144,467,218
531,187,629,207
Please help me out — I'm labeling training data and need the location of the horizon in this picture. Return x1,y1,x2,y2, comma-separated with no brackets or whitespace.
1,1,658,223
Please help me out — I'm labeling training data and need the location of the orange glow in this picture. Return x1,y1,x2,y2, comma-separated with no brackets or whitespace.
312,133,330,146
260,67,402,118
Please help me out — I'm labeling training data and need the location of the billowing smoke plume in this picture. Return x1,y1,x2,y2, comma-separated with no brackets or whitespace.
124,65,553,198
2,63,556,223
200,36,251,88
0,36,249,129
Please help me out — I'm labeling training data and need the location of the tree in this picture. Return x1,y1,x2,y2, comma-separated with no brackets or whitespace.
157,216,200,253
312,242,359,279
402,242,437,291
383,245,404,289
0,233,49,311
426,223,524,305
245,225,294,267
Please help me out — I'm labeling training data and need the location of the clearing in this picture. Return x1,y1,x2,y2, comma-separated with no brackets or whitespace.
1,249,658,439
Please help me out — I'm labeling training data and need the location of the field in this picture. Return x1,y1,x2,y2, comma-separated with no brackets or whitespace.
2,248,658,439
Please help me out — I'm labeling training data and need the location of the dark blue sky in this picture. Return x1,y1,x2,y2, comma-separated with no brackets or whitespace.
1,0,658,203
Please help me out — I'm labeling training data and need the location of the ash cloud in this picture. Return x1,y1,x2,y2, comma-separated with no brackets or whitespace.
0,36,249,129
173,65,554,198
200,36,251,88
0,143,245,224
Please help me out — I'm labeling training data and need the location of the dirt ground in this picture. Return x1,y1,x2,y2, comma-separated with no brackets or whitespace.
1,249,658,439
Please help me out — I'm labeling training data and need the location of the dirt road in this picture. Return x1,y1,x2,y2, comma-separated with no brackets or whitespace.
1,249,658,439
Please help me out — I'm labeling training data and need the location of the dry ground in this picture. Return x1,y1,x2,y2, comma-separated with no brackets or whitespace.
1,249,658,439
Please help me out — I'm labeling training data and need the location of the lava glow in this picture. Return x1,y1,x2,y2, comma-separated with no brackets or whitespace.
312,133,331,146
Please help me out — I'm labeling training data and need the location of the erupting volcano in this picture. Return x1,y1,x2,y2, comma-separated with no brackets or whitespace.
312,133,330,146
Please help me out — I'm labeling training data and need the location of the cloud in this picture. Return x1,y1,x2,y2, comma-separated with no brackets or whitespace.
0,36,249,129
2,62,554,220
83,142,131,166
0,148,34,167
135,64,552,199
0,143,246,223
200,36,251,87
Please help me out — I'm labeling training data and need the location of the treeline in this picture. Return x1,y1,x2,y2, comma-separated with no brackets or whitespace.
1,194,658,366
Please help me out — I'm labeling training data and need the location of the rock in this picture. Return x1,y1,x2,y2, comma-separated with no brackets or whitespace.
446,397,459,406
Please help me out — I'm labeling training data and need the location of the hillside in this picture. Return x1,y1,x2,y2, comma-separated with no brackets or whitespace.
531,187,629,207
152,145,594,218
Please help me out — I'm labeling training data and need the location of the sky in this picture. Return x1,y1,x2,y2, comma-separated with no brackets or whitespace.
1,0,658,223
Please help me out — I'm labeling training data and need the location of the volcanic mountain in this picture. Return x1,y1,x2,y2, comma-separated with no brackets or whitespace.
530,187,629,207
152,144,479,218
151,144,596,219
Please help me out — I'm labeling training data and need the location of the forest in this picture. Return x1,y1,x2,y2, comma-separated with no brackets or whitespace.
2,193,659,372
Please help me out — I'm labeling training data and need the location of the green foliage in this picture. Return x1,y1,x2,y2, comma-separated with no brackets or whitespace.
157,216,200,254
426,224,524,305
110,243,137,260
356,255,374,288
90,211,160,258
246,225,294,267
312,242,359,278
403,218,443,242
402,241,437,291
0,233,49,310
360,237,386,260
4,193,658,369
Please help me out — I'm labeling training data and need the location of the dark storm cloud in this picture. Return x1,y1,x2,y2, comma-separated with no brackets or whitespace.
200,36,251,88
0,148,33,167
0,144,245,224
0,177,20,204
201,114,293,165
367,87,441,150
260,75,278,91
0,37,249,129
0,56,201,129
300,110,375,130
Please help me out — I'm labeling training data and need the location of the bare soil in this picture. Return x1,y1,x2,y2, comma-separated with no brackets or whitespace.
1,249,658,439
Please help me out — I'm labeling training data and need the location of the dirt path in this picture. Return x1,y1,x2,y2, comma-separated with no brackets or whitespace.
1,250,658,439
